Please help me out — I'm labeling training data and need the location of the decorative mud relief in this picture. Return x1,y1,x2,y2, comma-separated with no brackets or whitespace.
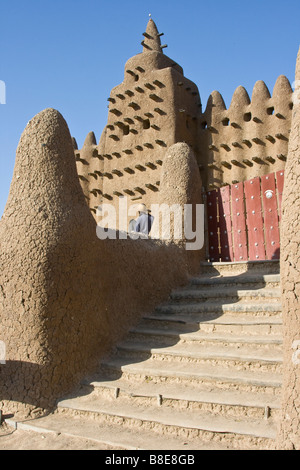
206,170,284,261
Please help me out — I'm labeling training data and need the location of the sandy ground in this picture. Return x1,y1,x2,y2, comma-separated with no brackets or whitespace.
0,422,115,450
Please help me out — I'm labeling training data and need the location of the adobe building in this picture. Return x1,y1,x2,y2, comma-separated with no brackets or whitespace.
0,18,299,450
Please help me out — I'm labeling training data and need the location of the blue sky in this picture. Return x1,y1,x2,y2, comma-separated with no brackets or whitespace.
0,0,299,217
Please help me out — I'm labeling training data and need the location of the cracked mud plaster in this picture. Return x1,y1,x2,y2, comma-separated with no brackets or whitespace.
277,47,300,450
0,108,203,419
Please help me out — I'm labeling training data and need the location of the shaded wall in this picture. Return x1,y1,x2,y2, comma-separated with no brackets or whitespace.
277,48,300,450
0,109,202,418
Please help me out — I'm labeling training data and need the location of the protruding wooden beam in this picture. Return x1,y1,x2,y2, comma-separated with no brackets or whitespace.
221,161,231,169
208,144,218,151
124,167,134,174
149,93,163,102
154,108,166,115
155,139,167,147
153,80,165,88
135,164,146,171
112,169,123,176
275,133,288,141
220,143,231,151
109,109,122,116
134,187,146,194
231,122,241,129
145,162,156,169
141,40,152,50
145,183,159,192
252,137,265,145
124,117,134,124
145,82,155,90
243,159,253,166
123,189,135,195
103,172,113,179
252,156,264,164
126,69,136,77
128,102,140,110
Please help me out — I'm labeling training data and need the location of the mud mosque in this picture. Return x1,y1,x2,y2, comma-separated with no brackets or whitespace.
0,18,299,449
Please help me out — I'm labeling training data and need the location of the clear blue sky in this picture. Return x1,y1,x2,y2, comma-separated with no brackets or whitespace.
0,0,299,217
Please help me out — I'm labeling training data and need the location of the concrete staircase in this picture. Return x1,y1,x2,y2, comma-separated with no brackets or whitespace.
11,260,282,450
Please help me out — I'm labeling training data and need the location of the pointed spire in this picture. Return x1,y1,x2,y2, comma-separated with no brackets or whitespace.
83,131,97,147
205,90,227,113
141,17,166,53
272,75,293,101
229,86,251,109
251,80,271,104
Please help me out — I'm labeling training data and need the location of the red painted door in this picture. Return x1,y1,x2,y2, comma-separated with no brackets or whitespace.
206,171,284,262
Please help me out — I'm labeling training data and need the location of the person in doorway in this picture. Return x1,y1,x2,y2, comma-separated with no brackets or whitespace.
135,203,154,235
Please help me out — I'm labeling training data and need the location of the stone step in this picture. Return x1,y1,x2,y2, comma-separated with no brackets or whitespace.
200,260,280,276
155,301,282,316
114,340,282,372
100,356,282,394
189,273,280,288
140,313,283,336
128,326,283,350
170,287,281,302
23,261,281,450
54,392,278,449
7,413,226,450
83,375,281,419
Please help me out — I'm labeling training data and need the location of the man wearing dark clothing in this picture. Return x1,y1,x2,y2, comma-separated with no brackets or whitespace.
135,203,154,235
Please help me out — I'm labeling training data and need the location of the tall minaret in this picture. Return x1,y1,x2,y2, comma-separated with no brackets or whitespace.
78,18,202,222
